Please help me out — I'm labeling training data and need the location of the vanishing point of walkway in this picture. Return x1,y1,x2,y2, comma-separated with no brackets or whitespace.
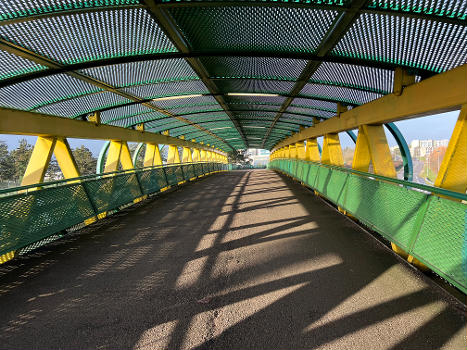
0,170,465,349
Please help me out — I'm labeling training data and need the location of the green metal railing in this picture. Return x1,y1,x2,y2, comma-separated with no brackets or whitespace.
269,159,467,294
0,162,227,262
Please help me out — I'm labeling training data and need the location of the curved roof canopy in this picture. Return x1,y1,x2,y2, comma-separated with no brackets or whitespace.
0,0,466,151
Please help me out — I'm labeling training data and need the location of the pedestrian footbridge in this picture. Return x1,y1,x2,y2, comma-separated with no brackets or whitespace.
0,1,466,349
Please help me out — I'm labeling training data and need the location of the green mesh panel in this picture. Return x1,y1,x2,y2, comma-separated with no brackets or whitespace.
84,173,142,213
137,167,168,194
269,159,466,294
166,165,186,184
411,197,467,292
342,174,426,249
315,166,348,205
0,184,94,254
0,163,224,257
193,163,203,177
182,164,195,180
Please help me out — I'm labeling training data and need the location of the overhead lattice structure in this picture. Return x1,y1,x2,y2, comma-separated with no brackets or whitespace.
0,0,466,151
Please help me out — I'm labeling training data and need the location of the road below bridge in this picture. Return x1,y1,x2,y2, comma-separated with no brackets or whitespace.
0,170,465,349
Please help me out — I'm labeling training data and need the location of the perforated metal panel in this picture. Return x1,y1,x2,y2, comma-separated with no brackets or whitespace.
333,13,467,73
311,62,394,94
299,83,383,105
170,6,338,53
0,74,101,110
0,0,140,21
0,8,177,64
216,79,296,95
100,103,152,124
35,91,130,118
0,50,47,81
82,59,196,87
365,1,467,22
286,106,336,119
123,80,209,99
202,56,308,80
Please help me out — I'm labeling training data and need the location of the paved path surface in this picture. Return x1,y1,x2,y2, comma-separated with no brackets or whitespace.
0,170,465,350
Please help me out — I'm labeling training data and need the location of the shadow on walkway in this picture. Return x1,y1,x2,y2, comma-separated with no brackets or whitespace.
0,170,465,349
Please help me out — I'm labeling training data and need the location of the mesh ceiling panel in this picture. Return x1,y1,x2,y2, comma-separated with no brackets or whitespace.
35,91,130,118
0,74,101,110
332,13,467,73
311,62,394,94
215,79,296,95
0,1,140,22
286,106,336,119
0,8,177,64
170,6,338,53
0,1,464,151
0,50,47,81
202,56,308,80
123,80,210,99
299,83,383,105
365,1,467,22
82,59,197,87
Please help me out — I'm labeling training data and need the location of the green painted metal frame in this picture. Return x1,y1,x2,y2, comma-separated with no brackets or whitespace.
270,158,467,294
0,162,228,262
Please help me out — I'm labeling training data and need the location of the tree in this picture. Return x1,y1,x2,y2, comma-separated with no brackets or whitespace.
228,150,251,165
72,145,97,175
0,141,15,181
10,139,33,181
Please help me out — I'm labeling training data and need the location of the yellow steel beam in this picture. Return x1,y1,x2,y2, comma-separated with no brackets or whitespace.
0,107,226,156
272,64,467,151
21,136,56,186
435,105,467,194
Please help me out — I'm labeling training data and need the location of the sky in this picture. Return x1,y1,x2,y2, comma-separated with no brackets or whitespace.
0,110,459,155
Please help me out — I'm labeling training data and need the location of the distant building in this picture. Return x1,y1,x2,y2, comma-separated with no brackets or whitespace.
409,139,449,158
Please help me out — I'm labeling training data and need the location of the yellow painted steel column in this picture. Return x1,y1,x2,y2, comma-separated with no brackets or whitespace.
21,136,56,186
104,141,134,172
289,144,297,159
143,143,163,167
434,104,467,194
296,141,306,160
321,133,344,166
192,148,201,162
305,138,320,162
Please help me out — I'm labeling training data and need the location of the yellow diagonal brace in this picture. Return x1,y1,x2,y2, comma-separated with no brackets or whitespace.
322,133,343,166
22,136,56,186
353,125,396,177
167,144,180,164
119,142,133,170
144,143,156,167
305,138,320,162
104,141,134,172
435,105,467,194
54,138,80,179
352,126,372,172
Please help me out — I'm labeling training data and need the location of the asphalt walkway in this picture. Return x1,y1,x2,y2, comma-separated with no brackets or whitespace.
0,170,465,349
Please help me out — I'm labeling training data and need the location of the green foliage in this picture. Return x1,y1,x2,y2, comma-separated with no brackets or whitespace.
10,139,33,181
72,145,97,175
0,141,15,181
